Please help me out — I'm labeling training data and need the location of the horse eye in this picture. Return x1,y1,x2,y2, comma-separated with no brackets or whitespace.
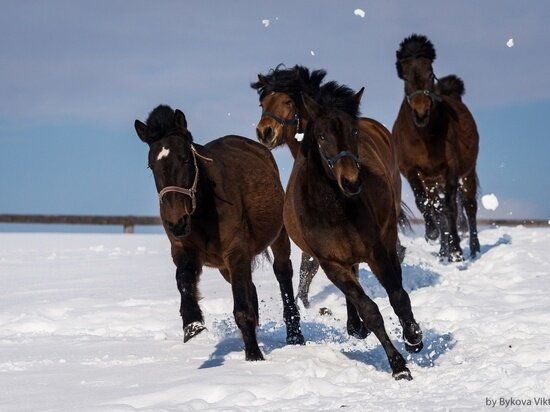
319,135,326,141
285,100,293,106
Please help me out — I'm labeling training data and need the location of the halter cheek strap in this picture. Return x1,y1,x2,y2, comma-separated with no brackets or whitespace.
158,145,213,215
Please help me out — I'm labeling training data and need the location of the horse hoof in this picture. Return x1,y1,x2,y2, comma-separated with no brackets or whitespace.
183,322,206,343
287,333,306,345
393,368,413,381
448,251,465,263
347,322,371,340
405,340,424,353
245,350,265,361
402,321,423,352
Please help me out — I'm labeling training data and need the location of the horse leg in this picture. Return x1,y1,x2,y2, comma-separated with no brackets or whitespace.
441,180,464,262
297,252,319,308
225,251,264,361
320,260,412,380
174,251,206,343
369,243,423,353
346,264,370,339
456,183,469,235
462,170,480,257
407,174,438,241
270,229,305,345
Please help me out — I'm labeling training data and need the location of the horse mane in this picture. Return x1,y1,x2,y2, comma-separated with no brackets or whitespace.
436,75,465,100
251,64,327,102
144,104,193,142
395,34,436,78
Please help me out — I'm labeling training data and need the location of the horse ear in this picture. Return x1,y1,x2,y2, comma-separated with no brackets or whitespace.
302,93,320,120
355,87,365,105
174,109,187,132
134,120,149,144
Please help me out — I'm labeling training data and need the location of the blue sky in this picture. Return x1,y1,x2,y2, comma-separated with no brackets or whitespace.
1,1,549,232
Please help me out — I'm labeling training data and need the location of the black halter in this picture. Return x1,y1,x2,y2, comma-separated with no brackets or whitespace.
318,145,361,170
261,110,299,127
406,89,442,104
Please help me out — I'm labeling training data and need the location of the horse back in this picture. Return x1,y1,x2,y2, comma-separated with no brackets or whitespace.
204,135,285,253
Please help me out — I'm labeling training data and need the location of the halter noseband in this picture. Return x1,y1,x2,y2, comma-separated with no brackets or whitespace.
319,145,361,170
261,110,299,126
158,145,212,215
406,89,442,104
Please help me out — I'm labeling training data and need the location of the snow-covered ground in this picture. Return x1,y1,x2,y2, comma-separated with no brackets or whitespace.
1,226,549,411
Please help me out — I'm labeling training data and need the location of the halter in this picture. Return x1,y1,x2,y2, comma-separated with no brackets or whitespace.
158,145,213,215
261,110,299,127
406,89,442,104
318,144,361,170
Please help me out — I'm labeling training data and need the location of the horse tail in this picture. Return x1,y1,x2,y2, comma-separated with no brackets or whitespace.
437,75,465,101
398,201,413,233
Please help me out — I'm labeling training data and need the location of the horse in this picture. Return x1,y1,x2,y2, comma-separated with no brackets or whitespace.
283,83,422,380
393,34,480,262
134,105,304,361
251,65,407,340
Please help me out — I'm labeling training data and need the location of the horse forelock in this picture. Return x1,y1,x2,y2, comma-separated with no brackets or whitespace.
396,34,436,78
144,104,193,143
251,64,326,103
317,81,361,118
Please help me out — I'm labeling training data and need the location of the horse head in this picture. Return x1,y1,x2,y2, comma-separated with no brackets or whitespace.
302,88,364,197
396,34,440,128
251,65,326,150
135,105,198,239
256,83,300,149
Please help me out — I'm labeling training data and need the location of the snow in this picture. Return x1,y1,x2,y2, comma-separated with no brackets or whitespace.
310,50,315,56
1,226,550,410
354,9,366,18
507,38,515,48
482,193,500,211
262,19,270,28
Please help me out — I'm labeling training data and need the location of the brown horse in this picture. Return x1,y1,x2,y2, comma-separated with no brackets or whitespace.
283,83,422,380
251,66,406,340
134,105,304,361
393,34,480,261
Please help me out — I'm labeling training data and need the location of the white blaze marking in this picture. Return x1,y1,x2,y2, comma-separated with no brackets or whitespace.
157,147,170,160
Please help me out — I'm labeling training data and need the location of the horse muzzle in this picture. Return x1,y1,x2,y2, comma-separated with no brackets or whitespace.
256,125,279,149
165,215,191,238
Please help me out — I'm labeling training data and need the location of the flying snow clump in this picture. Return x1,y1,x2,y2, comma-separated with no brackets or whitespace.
481,194,499,211
262,19,270,28
354,9,366,18
506,38,514,48
310,50,315,56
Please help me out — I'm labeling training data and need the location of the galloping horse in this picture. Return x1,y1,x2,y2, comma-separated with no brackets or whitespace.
393,34,480,261
134,105,304,361
251,66,406,340
283,83,422,380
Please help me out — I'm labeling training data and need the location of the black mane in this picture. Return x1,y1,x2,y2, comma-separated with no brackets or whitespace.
251,64,326,103
144,104,193,142
317,81,361,118
396,34,436,78
436,75,465,100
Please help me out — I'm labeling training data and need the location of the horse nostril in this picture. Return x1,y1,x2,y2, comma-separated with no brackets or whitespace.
342,177,362,195
263,127,272,142
167,216,190,237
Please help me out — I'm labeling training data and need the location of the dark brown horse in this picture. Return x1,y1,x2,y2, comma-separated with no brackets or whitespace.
283,83,422,380
134,105,304,361
251,66,406,340
393,34,480,261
